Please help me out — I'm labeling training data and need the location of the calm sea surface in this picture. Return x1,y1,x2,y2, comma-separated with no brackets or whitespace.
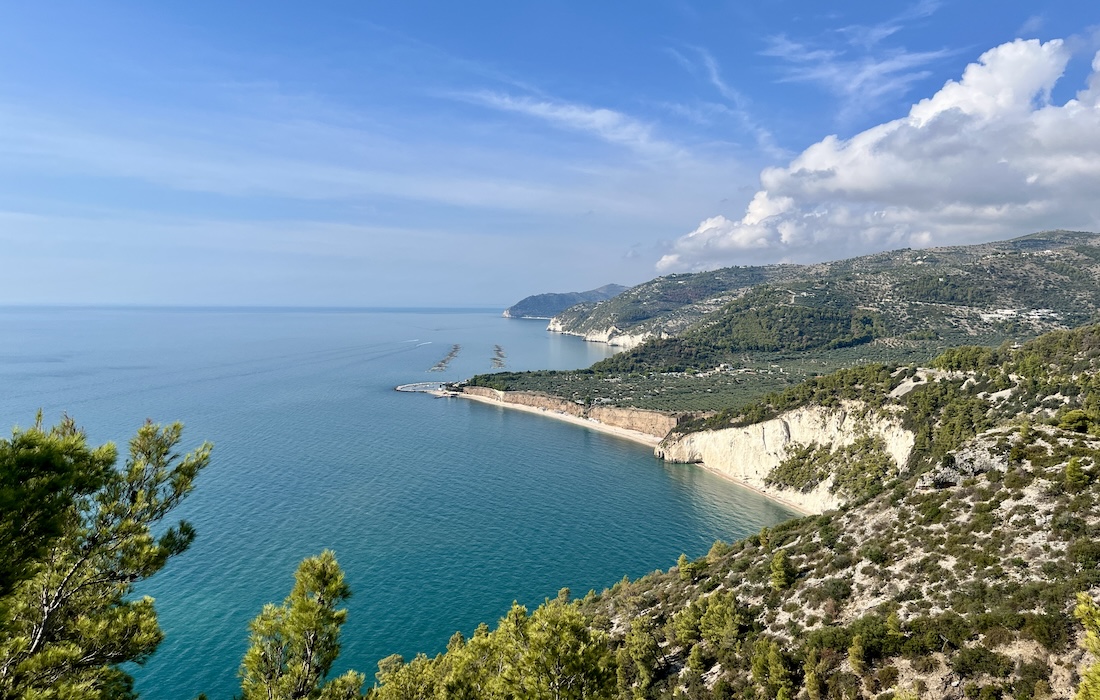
0,307,797,699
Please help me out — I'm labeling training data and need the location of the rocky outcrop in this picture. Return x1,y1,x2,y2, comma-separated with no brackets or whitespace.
655,403,915,514
587,405,681,438
460,387,680,438
544,319,655,350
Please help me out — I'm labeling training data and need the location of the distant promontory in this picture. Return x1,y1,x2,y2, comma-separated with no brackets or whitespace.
502,283,626,319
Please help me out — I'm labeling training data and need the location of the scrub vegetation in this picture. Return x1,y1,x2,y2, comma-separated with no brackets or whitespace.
477,231,1100,413
13,321,1100,698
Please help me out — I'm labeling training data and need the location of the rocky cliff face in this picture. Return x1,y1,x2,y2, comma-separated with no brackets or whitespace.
461,386,680,438
655,402,915,513
544,318,656,349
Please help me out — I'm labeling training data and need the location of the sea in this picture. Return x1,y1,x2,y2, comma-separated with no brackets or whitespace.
0,307,797,699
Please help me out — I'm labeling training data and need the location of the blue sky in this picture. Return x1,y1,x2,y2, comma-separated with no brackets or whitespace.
3,1,1100,305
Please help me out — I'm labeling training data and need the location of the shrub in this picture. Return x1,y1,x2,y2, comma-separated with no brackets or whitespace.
951,646,1012,678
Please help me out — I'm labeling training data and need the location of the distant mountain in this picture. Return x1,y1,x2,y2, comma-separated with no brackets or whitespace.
502,284,627,319
471,231,1100,414
550,230,1100,354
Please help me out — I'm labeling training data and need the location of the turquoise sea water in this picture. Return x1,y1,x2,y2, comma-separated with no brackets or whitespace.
0,307,797,699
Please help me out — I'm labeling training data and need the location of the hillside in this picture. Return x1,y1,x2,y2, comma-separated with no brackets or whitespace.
503,283,628,319
372,323,1100,699
471,231,1100,412
549,231,1100,351
548,267,799,346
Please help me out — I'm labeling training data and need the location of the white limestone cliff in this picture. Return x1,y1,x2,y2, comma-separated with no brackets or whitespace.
654,402,915,514
545,318,656,349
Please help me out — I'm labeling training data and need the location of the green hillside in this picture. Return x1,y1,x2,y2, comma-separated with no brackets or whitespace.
369,323,1100,699
471,231,1100,412
503,284,628,319
552,231,1100,346
15,324,1100,698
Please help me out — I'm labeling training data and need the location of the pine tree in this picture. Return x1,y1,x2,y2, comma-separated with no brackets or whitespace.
1075,593,1100,700
372,654,436,700
515,594,616,700
0,418,211,699
239,551,365,700
620,618,659,697
803,649,825,700
848,634,868,677
1067,457,1090,493
768,643,792,700
770,551,795,591
0,413,114,598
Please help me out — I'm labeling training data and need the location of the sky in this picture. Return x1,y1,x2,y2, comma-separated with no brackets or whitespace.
3,1,1100,306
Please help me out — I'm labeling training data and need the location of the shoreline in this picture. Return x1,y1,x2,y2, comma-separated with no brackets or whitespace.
434,388,815,516
434,389,660,448
690,461,815,516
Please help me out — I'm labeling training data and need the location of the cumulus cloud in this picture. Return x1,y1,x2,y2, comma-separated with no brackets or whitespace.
658,38,1100,272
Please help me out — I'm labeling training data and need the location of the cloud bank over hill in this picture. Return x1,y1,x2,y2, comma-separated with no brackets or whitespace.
658,38,1100,272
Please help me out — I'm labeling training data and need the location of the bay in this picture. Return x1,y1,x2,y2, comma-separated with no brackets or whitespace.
0,307,797,699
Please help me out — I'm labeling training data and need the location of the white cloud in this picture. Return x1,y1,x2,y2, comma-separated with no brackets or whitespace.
461,91,680,158
658,38,1100,272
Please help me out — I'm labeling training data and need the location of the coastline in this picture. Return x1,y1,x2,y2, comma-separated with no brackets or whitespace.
435,389,660,448
690,461,815,516
435,388,814,516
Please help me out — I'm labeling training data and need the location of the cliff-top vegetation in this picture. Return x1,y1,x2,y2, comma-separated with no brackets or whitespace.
473,231,1100,413
374,322,1100,698
13,321,1100,698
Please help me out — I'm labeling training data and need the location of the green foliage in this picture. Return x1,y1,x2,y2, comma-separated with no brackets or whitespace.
593,287,886,373
767,443,831,493
0,414,115,598
677,553,706,582
1076,593,1100,699
933,346,1001,372
478,232,1100,417
372,653,436,700
369,595,616,700
1059,409,1094,433
504,284,626,320
518,595,616,700
1067,456,1091,492
848,633,868,676
239,551,364,700
770,551,795,591
550,266,775,337
618,618,659,697
950,647,1013,678
699,592,749,651
0,418,211,700
766,435,897,501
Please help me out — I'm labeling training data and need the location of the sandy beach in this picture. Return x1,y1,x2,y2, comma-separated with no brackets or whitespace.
437,388,816,516
434,389,661,448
